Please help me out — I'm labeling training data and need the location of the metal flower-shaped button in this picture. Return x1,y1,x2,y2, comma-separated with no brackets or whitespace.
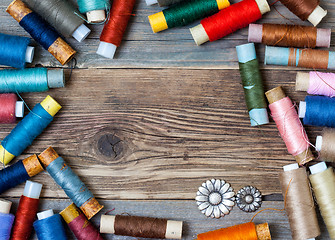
196,179,235,218
236,186,262,212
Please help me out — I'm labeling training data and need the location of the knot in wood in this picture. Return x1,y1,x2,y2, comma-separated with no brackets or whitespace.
97,134,123,158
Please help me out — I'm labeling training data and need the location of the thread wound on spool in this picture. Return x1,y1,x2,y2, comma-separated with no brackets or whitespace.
38,147,103,219
265,87,314,165
303,95,335,127
34,214,67,240
6,0,76,65
0,93,18,124
157,0,185,7
279,167,320,239
309,167,335,238
302,71,335,97
319,128,335,162
0,212,15,240
0,33,31,69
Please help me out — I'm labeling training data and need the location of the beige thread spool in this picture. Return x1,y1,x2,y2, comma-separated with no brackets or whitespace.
6,0,76,65
315,128,335,162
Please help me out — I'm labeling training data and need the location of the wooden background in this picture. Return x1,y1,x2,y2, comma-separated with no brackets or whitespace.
0,0,333,238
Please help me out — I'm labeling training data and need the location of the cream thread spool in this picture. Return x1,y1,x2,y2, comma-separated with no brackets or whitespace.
315,129,335,162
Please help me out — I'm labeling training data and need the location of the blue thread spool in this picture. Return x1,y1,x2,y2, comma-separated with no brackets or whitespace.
34,210,67,240
0,33,34,69
0,199,15,240
0,155,43,194
6,0,76,65
299,95,335,127
77,0,110,23
39,147,104,220
0,95,61,165
0,68,64,93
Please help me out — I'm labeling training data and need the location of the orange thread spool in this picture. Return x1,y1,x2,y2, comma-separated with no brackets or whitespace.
196,222,271,240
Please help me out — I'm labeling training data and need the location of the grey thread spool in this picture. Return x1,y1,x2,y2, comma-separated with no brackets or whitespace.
146,0,185,7
22,0,91,42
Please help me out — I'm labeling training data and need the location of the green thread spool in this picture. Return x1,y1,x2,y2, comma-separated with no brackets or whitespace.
236,43,269,126
148,0,230,33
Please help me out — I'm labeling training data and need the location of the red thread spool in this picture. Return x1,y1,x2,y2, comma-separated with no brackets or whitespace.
11,181,42,240
190,0,270,45
60,203,104,240
0,94,23,124
97,0,136,59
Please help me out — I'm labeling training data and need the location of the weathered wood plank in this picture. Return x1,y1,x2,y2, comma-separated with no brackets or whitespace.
4,199,330,239
0,0,334,68
0,68,328,199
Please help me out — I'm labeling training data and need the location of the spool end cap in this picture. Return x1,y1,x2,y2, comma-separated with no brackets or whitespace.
25,46,34,63
309,162,327,174
87,10,106,23
146,0,158,5
23,180,42,199
37,209,54,220
316,136,323,151
72,24,91,42
15,101,24,118
308,5,327,26
283,163,299,171
298,101,306,118
248,24,263,43
190,24,209,46
236,43,256,63
97,41,117,59
0,199,12,214
249,108,269,126
47,69,65,88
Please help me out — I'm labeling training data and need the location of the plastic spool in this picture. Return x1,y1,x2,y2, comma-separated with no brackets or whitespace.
37,209,54,220
309,161,327,175
308,5,327,27
295,72,310,92
96,41,117,59
298,101,307,118
146,0,158,5
283,163,299,172
316,136,323,151
87,10,106,23
23,180,42,199
47,69,65,88
72,24,91,42
0,199,12,214
25,46,34,63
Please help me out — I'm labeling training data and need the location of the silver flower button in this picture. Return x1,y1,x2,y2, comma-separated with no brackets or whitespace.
236,186,262,212
196,179,235,218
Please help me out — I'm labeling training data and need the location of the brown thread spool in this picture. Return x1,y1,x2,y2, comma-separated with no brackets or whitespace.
248,23,331,48
100,215,183,239
265,86,314,165
6,0,76,65
38,147,103,219
315,128,335,162
279,0,326,26
279,163,320,240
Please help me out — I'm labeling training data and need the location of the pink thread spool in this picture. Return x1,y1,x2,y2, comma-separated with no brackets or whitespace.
265,86,314,165
296,71,335,97
0,94,24,123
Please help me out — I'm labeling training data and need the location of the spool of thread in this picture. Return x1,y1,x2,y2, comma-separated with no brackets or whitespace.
0,94,24,124
12,180,42,240
0,154,43,194
0,68,64,93
38,147,103,219
296,71,335,97
279,163,320,240
265,86,314,165
97,0,136,59
236,43,269,126
309,162,335,238
22,0,91,42
279,0,327,26
100,215,183,239
248,24,331,48
264,46,335,70
146,0,185,7
6,0,76,65
34,210,67,240
315,128,335,162
299,95,335,127
0,199,15,240
0,95,61,165
0,33,34,69
60,203,103,240
77,0,110,23
190,0,270,46
196,222,271,240
148,0,230,33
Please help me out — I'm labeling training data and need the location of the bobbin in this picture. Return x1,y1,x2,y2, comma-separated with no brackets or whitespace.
60,203,82,224
38,146,103,219
146,0,184,6
37,209,54,220
86,10,106,23
295,72,310,92
307,6,327,26
265,86,314,164
100,215,183,239
148,0,230,33
190,0,270,45
0,199,12,215
248,24,331,48
315,129,335,162
24,180,42,199
72,24,91,42
6,0,76,65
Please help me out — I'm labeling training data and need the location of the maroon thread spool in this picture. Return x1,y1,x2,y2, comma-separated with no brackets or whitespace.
0,94,24,123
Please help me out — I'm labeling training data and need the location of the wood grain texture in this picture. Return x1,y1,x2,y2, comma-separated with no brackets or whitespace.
0,69,329,199
4,199,331,239
0,0,334,68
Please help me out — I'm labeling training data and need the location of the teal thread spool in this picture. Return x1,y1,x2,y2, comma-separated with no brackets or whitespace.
77,0,110,23
236,43,269,126
0,68,64,93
